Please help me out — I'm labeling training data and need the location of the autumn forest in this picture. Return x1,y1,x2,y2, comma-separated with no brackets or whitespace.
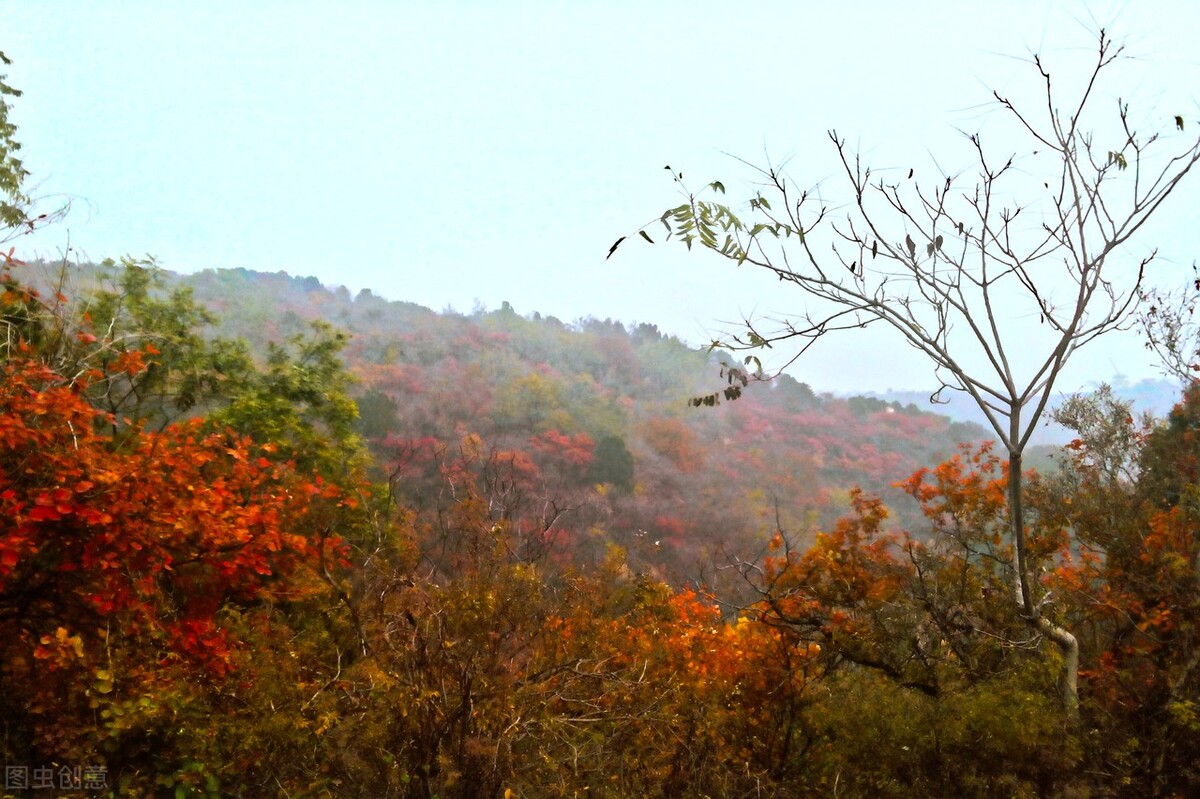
5,40,1200,799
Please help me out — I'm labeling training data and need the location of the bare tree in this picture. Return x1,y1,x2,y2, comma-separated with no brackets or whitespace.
613,30,1200,713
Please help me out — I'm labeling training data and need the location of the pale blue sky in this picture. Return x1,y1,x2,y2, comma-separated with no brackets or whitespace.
6,2,1200,393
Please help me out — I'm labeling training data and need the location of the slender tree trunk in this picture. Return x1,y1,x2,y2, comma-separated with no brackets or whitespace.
1008,450,1080,716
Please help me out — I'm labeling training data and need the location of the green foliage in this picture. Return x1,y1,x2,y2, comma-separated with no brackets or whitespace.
81,258,259,430
355,386,401,439
810,666,1079,798
0,51,28,232
211,319,364,477
492,370,568,433
588,434,635,492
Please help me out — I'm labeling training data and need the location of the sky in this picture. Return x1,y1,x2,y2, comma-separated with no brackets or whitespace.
5,1,1200,396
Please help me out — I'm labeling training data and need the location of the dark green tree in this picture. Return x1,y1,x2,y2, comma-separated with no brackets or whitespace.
354,387,401,440
588,434,635,492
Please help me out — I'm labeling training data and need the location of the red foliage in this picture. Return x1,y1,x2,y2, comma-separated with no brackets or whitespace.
529,429,595,469
0,356,345,677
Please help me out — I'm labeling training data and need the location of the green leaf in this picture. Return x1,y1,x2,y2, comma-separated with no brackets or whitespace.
709,180,726,194
638,230,654,243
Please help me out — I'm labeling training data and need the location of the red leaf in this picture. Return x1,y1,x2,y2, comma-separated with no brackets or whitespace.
28,505,62,522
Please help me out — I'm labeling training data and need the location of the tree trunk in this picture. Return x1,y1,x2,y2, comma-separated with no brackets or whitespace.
1008,450,1080,716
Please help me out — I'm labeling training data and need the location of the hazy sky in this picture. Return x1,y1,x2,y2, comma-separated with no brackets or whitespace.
6,2,1200,394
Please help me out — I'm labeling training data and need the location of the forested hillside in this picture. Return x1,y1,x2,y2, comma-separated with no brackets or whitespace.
35,259,985,584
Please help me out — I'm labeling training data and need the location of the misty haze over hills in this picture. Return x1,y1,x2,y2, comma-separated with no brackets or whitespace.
868,376,1183,446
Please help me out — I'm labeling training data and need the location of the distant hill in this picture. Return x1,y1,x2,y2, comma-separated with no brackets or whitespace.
865,377,1182,446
